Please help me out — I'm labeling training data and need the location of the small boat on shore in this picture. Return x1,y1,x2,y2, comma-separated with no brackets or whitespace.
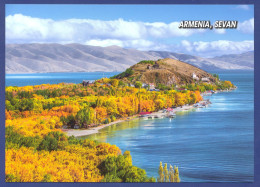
167,111,176,118
167,114,176,118
154,115,164,119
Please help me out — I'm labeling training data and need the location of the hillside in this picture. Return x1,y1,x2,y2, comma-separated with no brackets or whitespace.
6,43,253,73
113,58,215,86
211,51,254,69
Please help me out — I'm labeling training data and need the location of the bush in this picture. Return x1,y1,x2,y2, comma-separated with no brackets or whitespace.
6,174,20,182
156,84,170,91
5,126,42,149
111,115,116,122
135,81,142,88
138,60,155,65
114,68,134,79
37,131,68,151
99,151,155,182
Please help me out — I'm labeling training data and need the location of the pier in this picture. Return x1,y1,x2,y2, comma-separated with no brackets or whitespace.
139,100,211,119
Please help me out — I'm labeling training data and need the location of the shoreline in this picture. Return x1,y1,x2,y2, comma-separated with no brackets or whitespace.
63,100,210,138
64,117,135,137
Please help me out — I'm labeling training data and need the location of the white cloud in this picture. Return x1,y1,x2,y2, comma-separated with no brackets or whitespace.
6,14,204,44
84,39,160,51
5,14,254,57
236,5,250,10
238,18,254,34
85,39,124,47
214,29,226,34
85,39,254,57
176,40,254,57
180,40,193,52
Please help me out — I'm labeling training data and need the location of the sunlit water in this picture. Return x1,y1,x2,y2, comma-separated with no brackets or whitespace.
82,71,254,182
6,71,254,182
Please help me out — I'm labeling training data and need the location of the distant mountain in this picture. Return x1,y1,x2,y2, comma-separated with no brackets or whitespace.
210,51,254,69
5,43,253,74
148,51,253,71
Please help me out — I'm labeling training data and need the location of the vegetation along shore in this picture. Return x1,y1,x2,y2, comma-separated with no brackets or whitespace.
5,58,235,182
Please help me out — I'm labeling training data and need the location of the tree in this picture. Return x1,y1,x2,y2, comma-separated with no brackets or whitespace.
175,92,186,106
110,79,119,87
224,80,233,88
169,165,174,182
75,108,94,128
174,166,180,182
95,107,107,123
124,166,147,182
157,162,164,182
99,151,154,182
123,151,132,167
164,163,169,182
212,73,219,80
135,81,142,89
158,162,180,183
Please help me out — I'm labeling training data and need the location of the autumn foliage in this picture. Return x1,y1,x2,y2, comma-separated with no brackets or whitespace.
5,78,234,182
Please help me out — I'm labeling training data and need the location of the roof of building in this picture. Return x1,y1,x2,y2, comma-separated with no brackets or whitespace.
139,112,152,115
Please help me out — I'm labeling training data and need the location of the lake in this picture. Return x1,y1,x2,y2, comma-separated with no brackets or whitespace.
81,71,254,182
6,70,254,182
5,72,120,87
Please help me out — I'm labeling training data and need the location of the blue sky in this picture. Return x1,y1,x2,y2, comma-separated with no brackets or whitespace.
6,4,254,57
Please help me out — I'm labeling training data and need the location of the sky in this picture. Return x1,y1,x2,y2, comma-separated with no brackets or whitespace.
5,4,254,57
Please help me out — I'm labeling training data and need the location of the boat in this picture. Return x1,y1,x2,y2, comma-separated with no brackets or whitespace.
168,115,176,118
167,111,176,118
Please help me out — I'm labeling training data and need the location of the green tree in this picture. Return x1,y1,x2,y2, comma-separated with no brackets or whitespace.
75,108,92,128
99,151,154,182
41,174,52,182
124,166,147,182
135,81,142,89
37,131,68,151
5,174,20,182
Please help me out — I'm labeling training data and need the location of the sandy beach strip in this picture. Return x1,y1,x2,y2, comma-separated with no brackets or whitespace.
64,119,126,137
63,100,210,137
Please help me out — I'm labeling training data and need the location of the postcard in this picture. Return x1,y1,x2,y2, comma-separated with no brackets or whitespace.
4,4,254,183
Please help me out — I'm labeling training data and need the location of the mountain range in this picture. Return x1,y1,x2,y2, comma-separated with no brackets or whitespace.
5,43,254,74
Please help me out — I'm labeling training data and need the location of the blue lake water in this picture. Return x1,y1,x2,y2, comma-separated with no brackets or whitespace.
82,71,254,182
6,70,254,182
5,72,120,87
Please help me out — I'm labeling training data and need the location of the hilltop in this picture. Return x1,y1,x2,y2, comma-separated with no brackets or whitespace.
112,58,216,86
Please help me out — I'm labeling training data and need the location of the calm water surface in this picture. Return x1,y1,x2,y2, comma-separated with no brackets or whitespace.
82,71,254,182
5,72,119,87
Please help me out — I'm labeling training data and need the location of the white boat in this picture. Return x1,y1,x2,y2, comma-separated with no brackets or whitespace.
167,111,176,118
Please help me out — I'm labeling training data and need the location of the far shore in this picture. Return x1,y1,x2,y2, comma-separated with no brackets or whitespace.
63,100,210,138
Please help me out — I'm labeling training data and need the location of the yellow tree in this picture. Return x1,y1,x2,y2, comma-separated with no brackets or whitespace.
157,162,164,182
110,79,119,87
174,166,180,182
169,165,174,182
175,92,186,106
164,163,169,182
